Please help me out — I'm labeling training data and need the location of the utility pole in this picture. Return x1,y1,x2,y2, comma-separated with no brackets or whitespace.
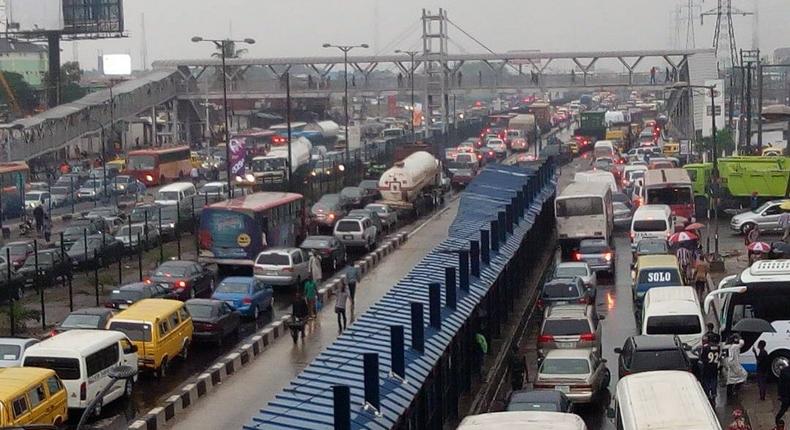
285,72,293,190
741,49,760,154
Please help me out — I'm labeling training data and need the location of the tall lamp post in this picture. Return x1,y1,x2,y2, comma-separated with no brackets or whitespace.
669,82,724,269
395,49,419,144
192,36,256,198
322,43,369,165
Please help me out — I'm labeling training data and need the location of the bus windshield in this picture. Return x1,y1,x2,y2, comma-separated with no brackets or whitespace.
556,197,603,217
252,158,285,172
128,155,156,170
646,187,692,205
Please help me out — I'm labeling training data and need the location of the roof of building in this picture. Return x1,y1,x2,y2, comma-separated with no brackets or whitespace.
0,38,46,54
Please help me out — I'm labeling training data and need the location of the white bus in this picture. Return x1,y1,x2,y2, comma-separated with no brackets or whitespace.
22,330,138,412
611,371,720,430
458,411,587,430
555,181,613,256
705,259,790,377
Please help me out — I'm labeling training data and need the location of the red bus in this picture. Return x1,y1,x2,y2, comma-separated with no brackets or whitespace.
232,129,277,158
125,146,192,186
198,192,306,268
643,168,695,222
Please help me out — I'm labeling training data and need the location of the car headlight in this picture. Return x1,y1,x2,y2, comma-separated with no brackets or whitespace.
145,175,153,182
168,223,175,229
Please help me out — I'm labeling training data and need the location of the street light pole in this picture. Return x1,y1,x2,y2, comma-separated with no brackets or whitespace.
192,36,256,199
395,50,419,144
322,43,369,167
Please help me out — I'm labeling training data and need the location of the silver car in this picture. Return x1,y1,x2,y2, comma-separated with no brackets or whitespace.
115,222,161,250
730,199,789,234
0,337,39,368
554,262,597,288
534,348,610,403
365,203,399,230
538,304,603,356
613,202,633,229
253,247,311,287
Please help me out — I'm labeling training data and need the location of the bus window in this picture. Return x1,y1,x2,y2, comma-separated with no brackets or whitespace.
556,198,603,217
646,187,692,205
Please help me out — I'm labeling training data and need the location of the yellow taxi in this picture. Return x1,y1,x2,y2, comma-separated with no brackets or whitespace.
107,299,194,377
662,142,680,157
0,367,68,426
631,254,683,304
190,152,205,168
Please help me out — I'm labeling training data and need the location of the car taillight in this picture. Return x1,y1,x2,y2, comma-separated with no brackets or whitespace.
578,296,589,304
538,334,554,343
254,266,264,274
282,267,294,272
50,329,57,337
629,232,635,240
104,302,114,308
242,297,252,304
580,332,596,341
571,251,581,261
537,298,544,309
604,252,612,262
177,280,187,288
144,277,152,284
80,382,86,401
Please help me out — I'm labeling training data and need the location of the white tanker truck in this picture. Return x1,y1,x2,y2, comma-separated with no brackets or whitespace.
377,151,446,215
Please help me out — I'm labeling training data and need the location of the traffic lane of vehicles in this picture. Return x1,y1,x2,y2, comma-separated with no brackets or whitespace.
165,199,461,430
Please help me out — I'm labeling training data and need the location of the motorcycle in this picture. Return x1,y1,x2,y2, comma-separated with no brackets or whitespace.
19,217,34,237
287,317,306,344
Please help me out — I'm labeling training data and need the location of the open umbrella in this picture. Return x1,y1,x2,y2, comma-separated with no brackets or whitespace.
685,222,706,231
733,318,776,334
747,241,771,253
668,231,698,245
781,200,790,211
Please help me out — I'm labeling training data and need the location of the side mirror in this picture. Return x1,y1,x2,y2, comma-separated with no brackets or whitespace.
682,343,692,351
598,315,606,321
128,344,138,354
606,407,616,419
613,347,623,354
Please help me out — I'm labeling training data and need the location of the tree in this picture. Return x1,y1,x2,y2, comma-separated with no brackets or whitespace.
0,71,37,114
697,129,735,156
43,61,87,104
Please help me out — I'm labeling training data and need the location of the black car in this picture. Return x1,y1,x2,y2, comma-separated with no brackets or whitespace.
53,307,115,335
66,234,125,269
17,249,72,289
148,260,214,300
129,204,161,224
538,277,592,310
158,205,195,237
185,298,241,346
358,180,381,201
614,335,692,379
299,235,347,271
62,218,104,247
631,238,670,266
106,282,176,310
506,390,573,413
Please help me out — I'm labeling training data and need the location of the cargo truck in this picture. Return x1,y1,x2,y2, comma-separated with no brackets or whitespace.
573,110,607,149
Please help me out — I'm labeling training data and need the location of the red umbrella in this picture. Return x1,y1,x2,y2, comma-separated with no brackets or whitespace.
685,222,706,231
747,241,771,253
668,231,699,244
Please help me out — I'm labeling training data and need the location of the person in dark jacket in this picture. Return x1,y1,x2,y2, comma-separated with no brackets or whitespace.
507,343,528,391
776,365,790,425
33,205,44,234
754,340,770,400
291,291,309,340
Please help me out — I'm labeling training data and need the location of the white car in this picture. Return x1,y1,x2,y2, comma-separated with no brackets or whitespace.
24,191,51,210
534,349,610,404
365,203,399,230
334,216,378,250
253,247,312,287
553,262,597,288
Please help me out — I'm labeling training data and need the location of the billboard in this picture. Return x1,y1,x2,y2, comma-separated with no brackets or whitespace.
7,0,64,32
228,138,246,177
702,79,725,138
100,54,131,76
62,0,124,34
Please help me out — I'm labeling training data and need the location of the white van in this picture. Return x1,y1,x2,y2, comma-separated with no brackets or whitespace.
641,286,704,350
593,140,616,159
22,330,138,412
458,411,587,430
611,371,720,430
574,171,618,193
630,204,673,250
155,182,197,207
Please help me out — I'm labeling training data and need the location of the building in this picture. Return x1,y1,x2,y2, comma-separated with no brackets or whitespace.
0,38,48,87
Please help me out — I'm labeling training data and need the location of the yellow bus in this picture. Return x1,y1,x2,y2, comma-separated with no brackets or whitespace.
0,367,68,426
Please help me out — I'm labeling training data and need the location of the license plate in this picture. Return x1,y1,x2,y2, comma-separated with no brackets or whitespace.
556,385,570,394
556,342,574,349
119,304,129,309
343,235,353,240
159,283,170,289
266,270,278,276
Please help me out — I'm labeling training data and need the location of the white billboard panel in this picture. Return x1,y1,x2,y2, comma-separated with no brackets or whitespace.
7,0,64,32
702,79,726,138
101,54,132,76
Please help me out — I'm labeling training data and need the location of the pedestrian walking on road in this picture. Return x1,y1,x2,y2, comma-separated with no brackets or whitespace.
475,331,488,378
507,343,528,391
303,278,317,319
693,254,710,299
776,365,790,425
746,225,760,246
335,284,349,332
754,340,770,401
779,207,790,242
291,291,309,340
32,205,44,235
309,252,322,283
727,408,751,430
750,191,760,211
665,67,670,83
650,66,657,84
724,334,747,399
345,264,359,307
190,166,200,185
42,215,52,243
695,330,721,406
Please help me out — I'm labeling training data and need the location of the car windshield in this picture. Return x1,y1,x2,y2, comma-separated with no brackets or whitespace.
633,219,667,232
186,303,215,319
83,179,102,188
157,191,181,201
60,314,102,329
646,315,701,335
23,252,54,266
130,208,157,222
336,220,361,232
613,202,630,212
555,266,588,278
318,195,341,206
541,358,590,374
257,253,290,265
0,344,21,360
217,282,249,294
128,155,156,170
366,205,386,214
118,226,145,237
111,289,144,302
752,202,773,214
1,244,28,256
542,283,579,299
638,241,668,254
301,238,331,249
199,185,223,195
580,242,608,254
632,350,687,372
153,264,189,277
646,187,692,205
543,319,590,336
51,186,69,195
108,321,152,342
341,188,363,199
89,208,114,217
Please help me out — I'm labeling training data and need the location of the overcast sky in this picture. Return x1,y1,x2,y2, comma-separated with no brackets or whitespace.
66,0,789,70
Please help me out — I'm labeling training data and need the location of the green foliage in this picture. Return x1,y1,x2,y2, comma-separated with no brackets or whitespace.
0,303,41,334
0,71,38,112
43,61,87,104
697,129,735,155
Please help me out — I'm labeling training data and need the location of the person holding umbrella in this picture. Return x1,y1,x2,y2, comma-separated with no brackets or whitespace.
747,241,771,266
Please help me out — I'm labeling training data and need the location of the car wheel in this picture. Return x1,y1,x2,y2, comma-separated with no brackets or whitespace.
180,341,189,360
208,278,215,293
157,357,168,378
123,378,133,398
253,305,260,320
332,257,338,271
771,351,790,378
189,288,196,299
93,398,103,417
740,222,756,235
216,333,224,347
602,367,612,389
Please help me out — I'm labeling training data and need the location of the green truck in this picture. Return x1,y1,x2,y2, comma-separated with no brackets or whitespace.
574,110,607,142
684,156,790,217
